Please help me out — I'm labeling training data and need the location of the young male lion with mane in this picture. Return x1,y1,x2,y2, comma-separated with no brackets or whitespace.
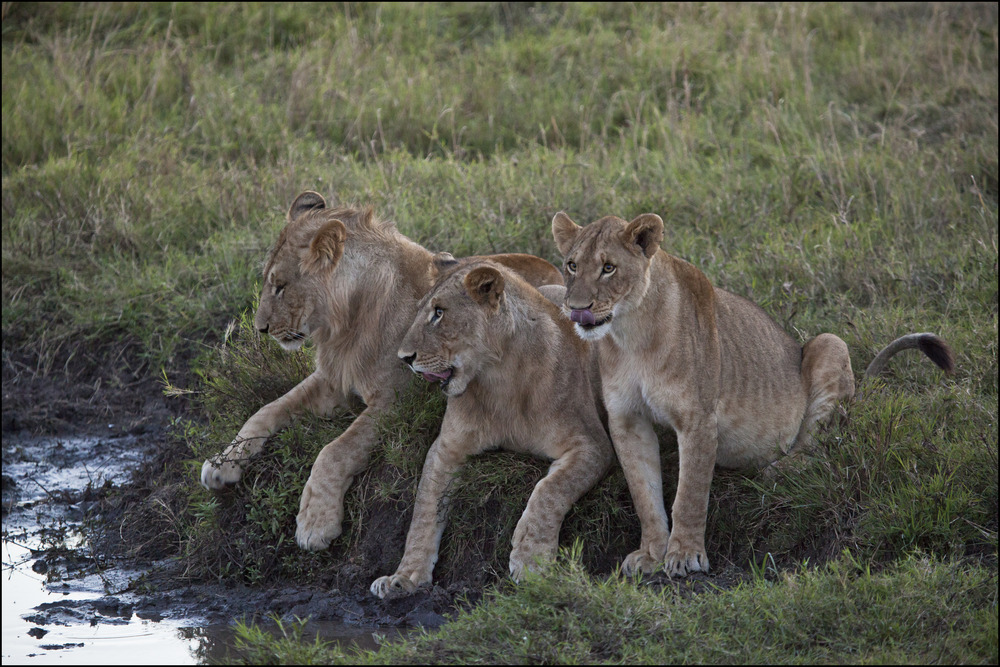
370,260,614,599
200,191,562,551
551,210,954,578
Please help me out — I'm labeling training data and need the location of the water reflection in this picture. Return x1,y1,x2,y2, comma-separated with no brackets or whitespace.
185,621,408,663
4,534,406,664
2,433,410,664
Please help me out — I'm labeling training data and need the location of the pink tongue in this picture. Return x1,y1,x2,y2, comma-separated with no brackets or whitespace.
421,370,452,383
570,309,597,326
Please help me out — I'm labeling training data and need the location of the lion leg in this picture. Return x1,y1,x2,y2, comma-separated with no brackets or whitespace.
665,415,718,577
611,412,671,576
295,405,382,551
790,333,855,454
370,425,484,599
201,371,341,490
509,435,612,581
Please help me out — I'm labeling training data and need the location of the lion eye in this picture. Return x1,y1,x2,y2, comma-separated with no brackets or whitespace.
601,263,616,275
430,306,444,323
274,283,286,296
566,261,577,274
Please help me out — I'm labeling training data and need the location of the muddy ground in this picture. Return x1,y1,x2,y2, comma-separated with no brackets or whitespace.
3,340,732,654
1,341,472,642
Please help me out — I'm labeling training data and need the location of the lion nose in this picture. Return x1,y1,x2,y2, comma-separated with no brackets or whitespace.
399,352,416,367
257,324,269,334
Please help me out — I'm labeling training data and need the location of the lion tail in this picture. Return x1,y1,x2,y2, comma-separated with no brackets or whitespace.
863,333,955,379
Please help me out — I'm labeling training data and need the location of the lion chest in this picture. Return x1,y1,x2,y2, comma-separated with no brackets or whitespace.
601,342,701,432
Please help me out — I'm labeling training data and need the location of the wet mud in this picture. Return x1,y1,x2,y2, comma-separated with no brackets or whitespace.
1,346,463,662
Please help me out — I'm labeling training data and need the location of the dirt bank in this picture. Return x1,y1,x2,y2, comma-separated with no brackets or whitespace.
1,341,472,646
3,337,734,656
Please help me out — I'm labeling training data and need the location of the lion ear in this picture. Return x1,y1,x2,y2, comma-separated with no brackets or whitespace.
623,213,664,259
464,266,505,310
432,251,459,274
302,219,347,274
551,211,581,257
289,191,327,222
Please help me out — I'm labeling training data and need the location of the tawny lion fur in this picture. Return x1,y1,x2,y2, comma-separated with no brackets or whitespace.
370,260,613,598
200,191,562,551
551,211,954,578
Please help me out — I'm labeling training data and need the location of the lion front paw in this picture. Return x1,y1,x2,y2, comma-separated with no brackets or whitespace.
508,551,556,583
200,457,242,490
622,547,666,577
369,574,422,599
294,480,343,551
509,538,557,583
664,537,709,577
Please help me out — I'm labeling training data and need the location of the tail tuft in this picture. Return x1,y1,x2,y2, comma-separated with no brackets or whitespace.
917,334,955,373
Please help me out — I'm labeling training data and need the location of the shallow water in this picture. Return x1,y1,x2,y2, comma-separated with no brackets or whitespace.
1,433,403,664
2,535,402,664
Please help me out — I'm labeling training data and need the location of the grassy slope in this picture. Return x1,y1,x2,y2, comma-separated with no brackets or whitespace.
2,2,996,664
231,552,997,664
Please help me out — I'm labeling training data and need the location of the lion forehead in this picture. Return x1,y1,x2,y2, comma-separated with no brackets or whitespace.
568,218,628,261
264,243,298,280
569,230,642,281
415,265,510,344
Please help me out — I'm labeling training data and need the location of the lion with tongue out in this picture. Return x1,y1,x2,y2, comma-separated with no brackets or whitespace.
551,210,954,579
370,259,613,598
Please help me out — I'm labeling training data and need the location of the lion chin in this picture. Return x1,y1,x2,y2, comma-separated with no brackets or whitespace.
276,335,307,351
415,364,472,397
573,320,613,341
568,309,613,341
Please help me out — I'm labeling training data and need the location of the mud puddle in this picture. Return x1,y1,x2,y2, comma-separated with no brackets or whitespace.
2,432,416,664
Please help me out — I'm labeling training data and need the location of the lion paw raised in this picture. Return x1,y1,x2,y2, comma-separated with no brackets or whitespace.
200,458,242,490
370,574,420,599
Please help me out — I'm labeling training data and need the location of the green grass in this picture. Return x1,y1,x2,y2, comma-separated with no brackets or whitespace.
228,548,998,664
3,2,996,664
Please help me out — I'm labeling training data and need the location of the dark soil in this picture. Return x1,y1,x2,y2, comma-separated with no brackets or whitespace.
1,339,471,637
1,334,186,437
2,332,528,648
2,336,747,645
